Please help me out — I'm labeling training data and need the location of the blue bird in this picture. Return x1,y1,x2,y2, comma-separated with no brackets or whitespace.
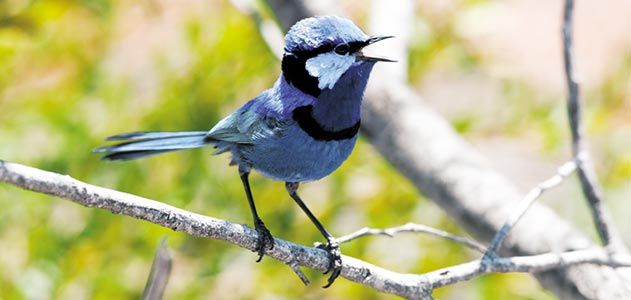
95,16,393,287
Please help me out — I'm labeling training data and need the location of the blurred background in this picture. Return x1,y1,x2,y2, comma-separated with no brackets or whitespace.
1,0,630,299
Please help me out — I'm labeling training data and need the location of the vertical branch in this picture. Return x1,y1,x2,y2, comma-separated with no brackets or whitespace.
562,0,625,252
562,0,581,157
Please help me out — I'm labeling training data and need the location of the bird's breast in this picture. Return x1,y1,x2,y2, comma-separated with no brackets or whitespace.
237,121,358,182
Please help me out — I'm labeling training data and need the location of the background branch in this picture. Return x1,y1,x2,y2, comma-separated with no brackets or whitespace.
264,0,631,298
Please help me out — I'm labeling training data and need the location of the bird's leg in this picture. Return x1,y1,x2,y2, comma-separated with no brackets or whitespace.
285,182,342,288
239,169,274,262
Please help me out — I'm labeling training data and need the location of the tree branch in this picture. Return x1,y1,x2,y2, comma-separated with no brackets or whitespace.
426,248,631,290
337,223,487,254
0,160,429,299
562,0,625,253
3,160,631,299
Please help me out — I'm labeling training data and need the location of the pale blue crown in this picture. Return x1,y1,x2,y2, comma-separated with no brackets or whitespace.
284,16,369,53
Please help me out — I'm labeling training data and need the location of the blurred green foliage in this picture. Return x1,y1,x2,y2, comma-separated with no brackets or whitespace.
1,0,629,299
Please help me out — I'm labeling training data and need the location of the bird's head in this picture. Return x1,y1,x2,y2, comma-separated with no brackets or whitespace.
281,16,394,97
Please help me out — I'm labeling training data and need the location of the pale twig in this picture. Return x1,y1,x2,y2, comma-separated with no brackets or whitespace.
428,248,631,289
483,160,578,260
4,160,631,299
562,0,626,252
337,223,486,253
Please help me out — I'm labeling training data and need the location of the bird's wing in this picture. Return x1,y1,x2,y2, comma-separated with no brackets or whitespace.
206,103,286,144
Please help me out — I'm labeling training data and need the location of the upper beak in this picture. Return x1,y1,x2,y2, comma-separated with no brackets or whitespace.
357,35,396,62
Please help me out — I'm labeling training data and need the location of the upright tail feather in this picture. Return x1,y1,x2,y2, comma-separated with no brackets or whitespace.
94,131,210,161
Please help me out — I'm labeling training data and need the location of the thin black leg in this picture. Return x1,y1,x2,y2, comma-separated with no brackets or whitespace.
285,182,342,288
239,170,274,262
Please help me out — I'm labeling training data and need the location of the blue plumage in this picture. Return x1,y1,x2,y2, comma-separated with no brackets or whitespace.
96,16,393,287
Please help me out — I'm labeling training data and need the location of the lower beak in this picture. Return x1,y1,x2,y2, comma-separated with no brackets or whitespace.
357,35,396,62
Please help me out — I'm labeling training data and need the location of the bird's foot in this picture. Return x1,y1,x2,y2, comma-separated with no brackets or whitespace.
253,218,274,262
315,238,342,288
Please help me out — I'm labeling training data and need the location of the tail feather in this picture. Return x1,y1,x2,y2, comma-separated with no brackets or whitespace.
102,150,174,161
106,131,207,141
95,131,211,161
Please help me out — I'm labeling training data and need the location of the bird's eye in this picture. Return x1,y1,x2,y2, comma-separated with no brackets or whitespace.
334,44,350,55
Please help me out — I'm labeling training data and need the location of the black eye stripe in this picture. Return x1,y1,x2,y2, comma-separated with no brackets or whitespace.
348,41,368,53
291,44,335,59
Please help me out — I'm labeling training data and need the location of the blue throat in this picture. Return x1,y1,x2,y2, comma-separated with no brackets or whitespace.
282,62,375,140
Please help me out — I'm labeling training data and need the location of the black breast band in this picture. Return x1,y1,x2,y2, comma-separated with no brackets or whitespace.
292,105,360,141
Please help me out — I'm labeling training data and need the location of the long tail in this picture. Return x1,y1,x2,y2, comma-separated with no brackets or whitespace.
94,131,210,161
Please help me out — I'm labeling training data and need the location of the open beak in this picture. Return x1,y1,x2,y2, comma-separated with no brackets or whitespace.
357,35,396,62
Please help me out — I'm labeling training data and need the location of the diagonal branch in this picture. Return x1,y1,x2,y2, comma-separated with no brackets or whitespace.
562,0,625,252
483,160,578,259
2,160,631,299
